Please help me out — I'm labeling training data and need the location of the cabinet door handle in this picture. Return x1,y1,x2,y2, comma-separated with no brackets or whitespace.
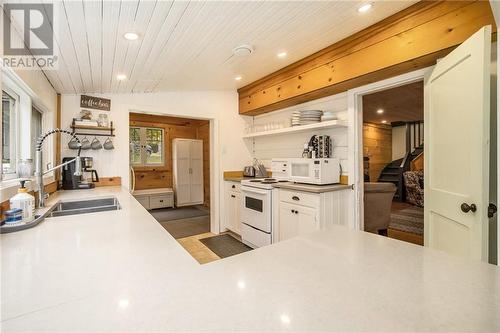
292,196,300,201
232,185,236,189
231,195,236,198
295,210,299,215
159,200,163,203
291,209,295,214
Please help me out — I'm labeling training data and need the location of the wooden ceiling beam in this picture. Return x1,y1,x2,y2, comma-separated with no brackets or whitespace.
238,1,496,116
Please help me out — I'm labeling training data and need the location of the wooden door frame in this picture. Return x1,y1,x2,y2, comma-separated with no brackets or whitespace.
347,68,431,231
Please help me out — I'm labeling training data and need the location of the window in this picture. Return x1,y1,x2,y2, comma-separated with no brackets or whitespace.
129,126,164,167
2,89,18,178
31,107,43,160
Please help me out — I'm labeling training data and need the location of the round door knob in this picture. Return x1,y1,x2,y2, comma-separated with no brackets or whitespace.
461,203,477,213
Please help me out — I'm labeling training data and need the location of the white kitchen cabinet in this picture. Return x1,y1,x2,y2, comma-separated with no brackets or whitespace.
172,139,204,207
224,181,242,234
274,188,350,242
278,201,319,241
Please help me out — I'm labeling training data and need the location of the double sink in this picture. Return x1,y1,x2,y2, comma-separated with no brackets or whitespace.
1,197,121,234
47,197,121,217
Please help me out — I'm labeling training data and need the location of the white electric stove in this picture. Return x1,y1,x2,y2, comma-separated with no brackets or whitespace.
240,178,289,248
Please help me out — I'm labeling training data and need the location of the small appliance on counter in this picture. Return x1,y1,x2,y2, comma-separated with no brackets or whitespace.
243,165,255,177
253,158,267,178
288,158,340,185
82,156,99,183
62,157,99,190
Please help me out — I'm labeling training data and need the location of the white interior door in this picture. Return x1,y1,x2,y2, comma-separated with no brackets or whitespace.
424,26,491,261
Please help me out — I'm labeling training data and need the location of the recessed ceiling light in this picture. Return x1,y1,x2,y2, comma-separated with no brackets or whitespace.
116,74,127,80
377,109,384,114
123,32,139,41
358,3,372,13
235,75,242,81
381,120,387,124
277,51,287,58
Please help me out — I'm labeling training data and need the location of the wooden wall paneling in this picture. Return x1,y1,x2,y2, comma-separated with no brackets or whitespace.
238,1,496,115
363,123,392,182
91,177,122,187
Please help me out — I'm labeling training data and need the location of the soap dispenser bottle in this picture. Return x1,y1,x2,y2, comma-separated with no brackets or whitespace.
9,180,35,223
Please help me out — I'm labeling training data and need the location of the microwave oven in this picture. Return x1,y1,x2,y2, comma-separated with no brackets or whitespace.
288,158,340,185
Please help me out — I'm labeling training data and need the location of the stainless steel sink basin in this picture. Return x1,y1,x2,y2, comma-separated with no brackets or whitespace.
47,197,121,217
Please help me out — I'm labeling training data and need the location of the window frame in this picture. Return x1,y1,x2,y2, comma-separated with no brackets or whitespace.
129,126,165,168
1,86,20,181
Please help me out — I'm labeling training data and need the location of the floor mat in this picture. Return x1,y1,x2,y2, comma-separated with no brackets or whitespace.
199,234,252,258
151,206,208,222
389,206,424,235
159,216,210,239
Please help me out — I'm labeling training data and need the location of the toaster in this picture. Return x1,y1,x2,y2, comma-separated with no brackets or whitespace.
243,166,255,177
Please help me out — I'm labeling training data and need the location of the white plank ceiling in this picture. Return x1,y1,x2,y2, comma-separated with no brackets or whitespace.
7,0,418,94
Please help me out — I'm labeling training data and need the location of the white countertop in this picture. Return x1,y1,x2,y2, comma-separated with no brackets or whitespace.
1,187,499,332
272,182,352,193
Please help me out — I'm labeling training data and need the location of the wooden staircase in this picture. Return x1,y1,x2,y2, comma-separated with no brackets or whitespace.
378,121,423,202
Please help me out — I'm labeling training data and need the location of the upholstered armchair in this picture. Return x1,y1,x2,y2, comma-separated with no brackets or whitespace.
364,182,397,234
403,171,424,207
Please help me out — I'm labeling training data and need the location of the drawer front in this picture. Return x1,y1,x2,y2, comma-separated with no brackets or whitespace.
279,189,320,209
135,196,150,210
150,194,174,209
226,181,241,193
241,223,271,248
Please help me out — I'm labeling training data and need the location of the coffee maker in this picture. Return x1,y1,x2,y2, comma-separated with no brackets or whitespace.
62,157,99,190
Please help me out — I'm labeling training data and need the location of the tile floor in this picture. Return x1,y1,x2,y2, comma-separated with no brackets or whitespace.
177,232,221,264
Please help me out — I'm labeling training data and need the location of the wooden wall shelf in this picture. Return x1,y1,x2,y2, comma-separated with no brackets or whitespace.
242,119,347,139
70,119,115,137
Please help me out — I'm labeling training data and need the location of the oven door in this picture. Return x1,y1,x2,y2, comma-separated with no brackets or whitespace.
289,160,313,183
240,186,271,233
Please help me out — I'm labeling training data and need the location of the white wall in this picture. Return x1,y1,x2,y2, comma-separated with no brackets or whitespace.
251,93,349,174
392,126,406,161
60,91,253,233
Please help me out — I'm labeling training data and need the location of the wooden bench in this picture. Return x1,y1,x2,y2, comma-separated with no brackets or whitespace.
133,188,174,210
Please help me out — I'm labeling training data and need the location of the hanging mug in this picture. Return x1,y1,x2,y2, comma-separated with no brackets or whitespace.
80,137,91,150
103,137,114,150
68,137,80,149
91,137,102,150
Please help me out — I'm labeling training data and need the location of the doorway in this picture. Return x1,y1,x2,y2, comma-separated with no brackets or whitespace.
361,81,424,245
348,67,429,234
128,112,216,263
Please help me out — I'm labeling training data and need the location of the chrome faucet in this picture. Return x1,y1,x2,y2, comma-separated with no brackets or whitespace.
35,129,82,208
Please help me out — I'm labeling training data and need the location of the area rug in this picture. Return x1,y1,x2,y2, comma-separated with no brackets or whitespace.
150,206,208,222
159,216,210,239
199,234,252,258
389,206,424,235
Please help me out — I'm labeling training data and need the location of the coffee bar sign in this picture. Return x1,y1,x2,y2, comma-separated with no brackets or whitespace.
80,95,111,111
